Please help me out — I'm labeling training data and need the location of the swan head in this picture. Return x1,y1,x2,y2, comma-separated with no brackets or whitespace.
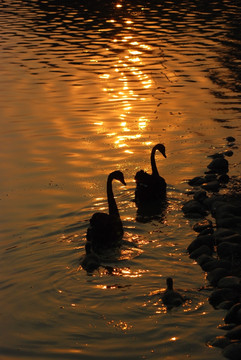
110,170,126,186
155,143,167,158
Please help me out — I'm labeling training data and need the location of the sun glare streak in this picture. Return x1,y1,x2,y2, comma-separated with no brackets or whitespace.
99,74,110,79
128,50,142,55
138,116,148,130
96,16,154,152
170,337,178,341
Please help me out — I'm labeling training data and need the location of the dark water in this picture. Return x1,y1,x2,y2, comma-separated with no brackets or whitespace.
1,0,241,359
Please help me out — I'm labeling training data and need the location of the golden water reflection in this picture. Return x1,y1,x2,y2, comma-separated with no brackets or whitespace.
107,319,133,332
98,19,154,152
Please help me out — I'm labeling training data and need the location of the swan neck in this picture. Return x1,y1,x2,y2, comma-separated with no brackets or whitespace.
151,147,159,176
107,175,120,217
167,278,173,290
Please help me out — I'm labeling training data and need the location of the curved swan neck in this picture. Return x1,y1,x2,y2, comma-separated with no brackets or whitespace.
151,146,159,177
107,174,120,217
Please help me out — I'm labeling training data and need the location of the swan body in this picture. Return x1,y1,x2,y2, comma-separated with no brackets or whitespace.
87,171,126,253
135,143,167,205
162,277,185,309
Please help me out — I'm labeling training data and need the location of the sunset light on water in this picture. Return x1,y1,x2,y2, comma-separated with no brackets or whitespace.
1,1,241,359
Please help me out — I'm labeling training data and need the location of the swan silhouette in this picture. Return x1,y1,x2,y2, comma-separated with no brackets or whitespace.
162,277,185,309
86,170,126,253
135,143,167,206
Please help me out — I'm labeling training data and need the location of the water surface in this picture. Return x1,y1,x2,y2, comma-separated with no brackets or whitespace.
1,1,241,359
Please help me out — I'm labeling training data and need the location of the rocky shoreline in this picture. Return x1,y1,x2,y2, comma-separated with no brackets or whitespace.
182,137,241,360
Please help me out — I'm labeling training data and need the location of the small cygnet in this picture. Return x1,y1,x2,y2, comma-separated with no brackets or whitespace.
162,277,185,309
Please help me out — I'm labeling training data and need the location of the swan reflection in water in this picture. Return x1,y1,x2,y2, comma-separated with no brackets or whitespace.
80,241,101,273
134,143,168,222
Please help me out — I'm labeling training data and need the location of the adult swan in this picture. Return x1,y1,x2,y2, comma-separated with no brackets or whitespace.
86,170,126,253
135,143,167,206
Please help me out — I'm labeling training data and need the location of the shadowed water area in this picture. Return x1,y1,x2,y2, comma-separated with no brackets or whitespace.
1,0,241,359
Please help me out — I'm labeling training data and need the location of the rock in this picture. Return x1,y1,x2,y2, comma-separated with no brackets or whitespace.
187,234,214,253
215,233,240,246
209,288,236,308
206,267,229,286
216,216,241,229
217,242,241,260
218,324,237,331
210,199,227,215
182,200,208,217
215,204,241,217
225,303,241,324
221,234,241,244
214,229,236,236
188,176,206,186
226,136,236,142
224,150,234,157
208,153,224,159
214,228,236,242
222,342,241,359
226,325,241,340
218,174,230,183
217,276,241,289
205,173,217,181
201,259,230,272
193,219,213,233
207,157,229,174
237,310,241,324
208,336,231,348
199,227,214,236
189,245,213,259
201,180,220,192
193,190,208,202
217,301,235,310
196,254,214,266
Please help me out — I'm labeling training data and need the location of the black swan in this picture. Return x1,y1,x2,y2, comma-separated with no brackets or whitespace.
162,277,185,309
87,170,126,253
135,143,167,205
